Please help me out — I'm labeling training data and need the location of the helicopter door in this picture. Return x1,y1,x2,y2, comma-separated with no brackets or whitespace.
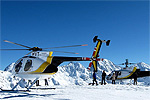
15,59,23,72
24,59,32,71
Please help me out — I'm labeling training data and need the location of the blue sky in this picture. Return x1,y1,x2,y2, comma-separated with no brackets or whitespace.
0,1,149,70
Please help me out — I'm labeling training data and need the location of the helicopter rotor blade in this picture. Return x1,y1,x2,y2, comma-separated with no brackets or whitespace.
43,44,88,49
51,50,79,54
0,49,29,50
129,63,136,65
2,40,87,53
4,40,31,49
118,63,125,65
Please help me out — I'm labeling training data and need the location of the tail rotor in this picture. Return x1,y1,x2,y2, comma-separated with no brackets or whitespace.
88,36,110,72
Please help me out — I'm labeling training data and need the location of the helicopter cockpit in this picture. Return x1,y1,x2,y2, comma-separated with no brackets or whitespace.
24,59,32,71
14,57,35,73
15,59,23,73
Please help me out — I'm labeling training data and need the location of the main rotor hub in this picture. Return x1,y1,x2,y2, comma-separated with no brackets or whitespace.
29,47,42,51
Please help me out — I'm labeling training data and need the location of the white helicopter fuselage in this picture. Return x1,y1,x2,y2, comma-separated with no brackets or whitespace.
11,52,56,79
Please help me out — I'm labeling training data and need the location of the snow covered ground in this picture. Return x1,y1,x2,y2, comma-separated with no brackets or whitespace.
0,85,150,100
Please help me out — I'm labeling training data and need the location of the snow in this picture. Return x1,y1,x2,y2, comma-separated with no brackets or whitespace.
1,59,150,99
0,85,150,100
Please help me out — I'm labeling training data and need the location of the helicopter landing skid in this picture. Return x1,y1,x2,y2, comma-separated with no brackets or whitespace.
0,77,40,92
26,77,39,91
0,89,30,92
30,87,56,90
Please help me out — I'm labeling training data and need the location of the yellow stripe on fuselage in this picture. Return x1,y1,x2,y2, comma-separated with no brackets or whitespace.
47,52,53,63
29,52,53,74
93,40,101,58
117,67,137,80
28,72,56,75
29,62,50,73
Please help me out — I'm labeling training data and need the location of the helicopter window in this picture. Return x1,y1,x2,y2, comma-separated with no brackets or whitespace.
15,59,23,72
24,59,32,71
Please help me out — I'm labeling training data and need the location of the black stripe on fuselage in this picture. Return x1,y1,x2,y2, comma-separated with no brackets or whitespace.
43,56,83,73
123,70,150,79
137,71,150,77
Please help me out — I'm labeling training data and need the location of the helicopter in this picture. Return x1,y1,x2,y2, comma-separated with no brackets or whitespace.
106,59,150,80
0,36,110,91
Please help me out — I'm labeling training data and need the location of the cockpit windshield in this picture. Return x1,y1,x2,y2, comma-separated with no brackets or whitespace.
24,59,32,71
15,59,23,72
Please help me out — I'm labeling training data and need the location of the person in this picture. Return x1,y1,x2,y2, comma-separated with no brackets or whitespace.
133,72,138,85
92,72,98,86
101,70,106,85
45,79,49,86
112,73,116,84
36,80,40,86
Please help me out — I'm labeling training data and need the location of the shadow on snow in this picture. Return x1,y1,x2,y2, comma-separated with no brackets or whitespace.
0,91,57,99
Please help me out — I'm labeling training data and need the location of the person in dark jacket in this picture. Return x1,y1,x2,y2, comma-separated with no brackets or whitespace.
101,70,106,85
92,72,98,85
133,72,138,85
45,79,49,86
36,80,40,86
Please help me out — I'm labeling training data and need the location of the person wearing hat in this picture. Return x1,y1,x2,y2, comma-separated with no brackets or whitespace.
101,70,106,85
112,73,116,84
92,72,98,86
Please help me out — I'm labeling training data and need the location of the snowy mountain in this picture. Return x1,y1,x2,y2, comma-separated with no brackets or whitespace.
132,62,150,71
98,59,121,73
46,62,91,86
1,59,150,89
